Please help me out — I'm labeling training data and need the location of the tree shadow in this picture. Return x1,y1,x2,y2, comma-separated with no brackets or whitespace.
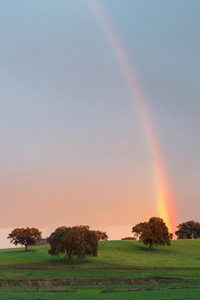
134,244,172,253
49,256,97,267
134,244,149,251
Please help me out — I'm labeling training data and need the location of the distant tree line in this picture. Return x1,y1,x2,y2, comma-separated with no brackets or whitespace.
7,219,200,261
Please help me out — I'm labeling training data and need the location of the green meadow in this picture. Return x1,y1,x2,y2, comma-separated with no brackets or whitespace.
0,240,200,299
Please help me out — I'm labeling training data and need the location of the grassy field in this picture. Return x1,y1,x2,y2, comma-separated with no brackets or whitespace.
0,240,199,299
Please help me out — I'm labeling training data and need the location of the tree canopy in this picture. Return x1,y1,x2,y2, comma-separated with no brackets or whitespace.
7,227,42,251
132,217,172,251
48,225,108,263
175,220,200,239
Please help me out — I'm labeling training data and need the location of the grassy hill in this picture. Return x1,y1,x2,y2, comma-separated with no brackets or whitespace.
0,240,200,299
1,239,200,269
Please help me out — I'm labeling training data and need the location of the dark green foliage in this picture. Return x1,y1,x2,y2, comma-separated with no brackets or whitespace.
175,220,200,239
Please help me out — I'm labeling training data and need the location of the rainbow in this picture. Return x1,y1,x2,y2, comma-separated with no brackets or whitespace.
87,0,177,233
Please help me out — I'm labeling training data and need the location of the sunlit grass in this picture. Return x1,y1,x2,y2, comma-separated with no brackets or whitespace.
0,240,200,299
1,240,200,269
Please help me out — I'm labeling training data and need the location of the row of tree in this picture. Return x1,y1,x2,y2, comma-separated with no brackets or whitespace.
7,226,108,262
7,219,200,261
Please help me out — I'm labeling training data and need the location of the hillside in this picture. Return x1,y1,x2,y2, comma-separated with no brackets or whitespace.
1,239,200,269
0,240,199,299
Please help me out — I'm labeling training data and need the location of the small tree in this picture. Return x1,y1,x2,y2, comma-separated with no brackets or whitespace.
132,217,172,251
7,227,42,251
48,225,107,263
175,220,200,239
121,237,136,240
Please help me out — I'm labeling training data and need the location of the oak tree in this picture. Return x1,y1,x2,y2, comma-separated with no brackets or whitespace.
48,225,107,263
175,220,200,239
132,217,172,251
7,227,42,251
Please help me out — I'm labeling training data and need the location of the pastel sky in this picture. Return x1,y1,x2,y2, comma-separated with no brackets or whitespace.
1,0,200,248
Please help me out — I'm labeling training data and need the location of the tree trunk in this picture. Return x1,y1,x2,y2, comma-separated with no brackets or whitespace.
148,241,152,251
68,253,72,263
25,245,28,252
